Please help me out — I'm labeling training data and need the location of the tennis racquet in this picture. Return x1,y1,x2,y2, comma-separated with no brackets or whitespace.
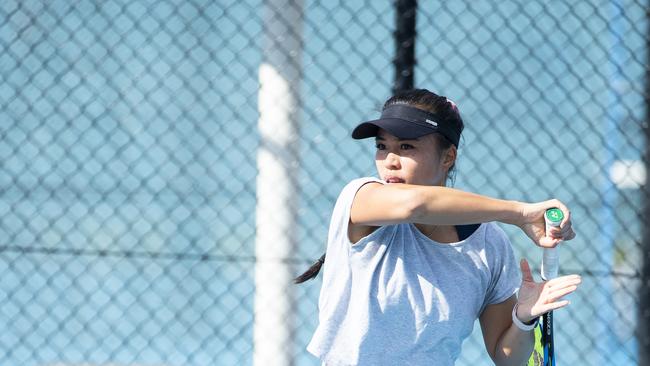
540,207,563,366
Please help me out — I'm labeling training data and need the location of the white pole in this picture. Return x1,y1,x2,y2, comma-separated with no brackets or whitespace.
254,1,303,365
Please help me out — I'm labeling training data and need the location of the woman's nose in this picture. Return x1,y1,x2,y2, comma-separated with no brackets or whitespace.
384,152,401,169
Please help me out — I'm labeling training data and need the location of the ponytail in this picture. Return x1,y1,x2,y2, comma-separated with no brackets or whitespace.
294,252,326,284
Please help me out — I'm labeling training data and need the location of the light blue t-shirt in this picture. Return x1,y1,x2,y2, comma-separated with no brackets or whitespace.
307,177,520,366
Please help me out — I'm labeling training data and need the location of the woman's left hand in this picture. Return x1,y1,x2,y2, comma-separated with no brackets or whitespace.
515,258,582,324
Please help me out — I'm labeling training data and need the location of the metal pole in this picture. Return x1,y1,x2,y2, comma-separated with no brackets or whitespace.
254,0,303,365
393,0,417,94
641,128,650,364
639,7,650,363
641,122,650,363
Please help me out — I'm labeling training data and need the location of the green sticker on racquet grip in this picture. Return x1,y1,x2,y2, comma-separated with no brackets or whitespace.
545,208,563,224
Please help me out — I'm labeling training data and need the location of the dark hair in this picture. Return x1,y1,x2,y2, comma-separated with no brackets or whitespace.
294,89,464,284
384,89,464,184
293,253,325,284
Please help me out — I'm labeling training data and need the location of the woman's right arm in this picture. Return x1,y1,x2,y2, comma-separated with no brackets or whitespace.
350,182,575,246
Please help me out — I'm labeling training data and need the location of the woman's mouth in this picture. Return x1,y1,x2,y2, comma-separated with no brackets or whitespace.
385,177,405,184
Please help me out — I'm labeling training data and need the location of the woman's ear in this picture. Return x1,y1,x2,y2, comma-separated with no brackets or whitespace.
442,145,457,169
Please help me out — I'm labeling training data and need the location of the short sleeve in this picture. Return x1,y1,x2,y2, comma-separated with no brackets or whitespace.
311,176,385,357
482,223,520,309
326,177,384,249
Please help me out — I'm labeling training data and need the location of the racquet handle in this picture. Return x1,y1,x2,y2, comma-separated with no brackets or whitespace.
541,208,563,281
541,248,558,281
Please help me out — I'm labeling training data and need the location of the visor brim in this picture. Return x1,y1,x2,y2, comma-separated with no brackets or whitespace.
351,118,436,140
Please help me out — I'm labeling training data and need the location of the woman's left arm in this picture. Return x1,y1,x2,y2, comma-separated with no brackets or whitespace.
479,296,534,366
479,259,582,366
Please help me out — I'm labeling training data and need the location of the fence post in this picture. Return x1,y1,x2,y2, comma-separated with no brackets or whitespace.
393,0,417,94
640,11,650,361
641,130,650,366
254,1,304,365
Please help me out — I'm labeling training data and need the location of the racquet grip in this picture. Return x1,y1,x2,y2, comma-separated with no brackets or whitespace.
541,208,563,280
541,248,558,280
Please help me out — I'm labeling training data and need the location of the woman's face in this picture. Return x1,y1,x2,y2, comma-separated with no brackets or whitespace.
374,128,453,186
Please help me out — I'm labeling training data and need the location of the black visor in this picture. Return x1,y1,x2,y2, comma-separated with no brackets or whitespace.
352,104,461,146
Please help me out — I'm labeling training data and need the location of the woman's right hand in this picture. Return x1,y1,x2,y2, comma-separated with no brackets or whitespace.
518,199,575,247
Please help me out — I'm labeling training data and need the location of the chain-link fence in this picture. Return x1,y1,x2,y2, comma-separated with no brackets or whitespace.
1,0,647,365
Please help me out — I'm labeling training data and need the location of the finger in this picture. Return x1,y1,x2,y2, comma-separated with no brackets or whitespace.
520,258,534,282
548,219,574,240
556,201,571,228
539,300,570,313
550,229,571,240
559,221,572,235
546,275,582,288
538,236,560,248
548,226,563,239
558,222,575,241
547,274,582,284
563,230,576,241
547,285,579,301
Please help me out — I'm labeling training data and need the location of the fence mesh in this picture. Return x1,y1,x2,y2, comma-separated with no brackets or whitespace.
0,0,647,365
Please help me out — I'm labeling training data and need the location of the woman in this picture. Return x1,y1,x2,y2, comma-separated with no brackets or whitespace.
297,89,581,366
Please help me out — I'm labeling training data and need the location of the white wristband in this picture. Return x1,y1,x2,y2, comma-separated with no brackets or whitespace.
512,304,538,331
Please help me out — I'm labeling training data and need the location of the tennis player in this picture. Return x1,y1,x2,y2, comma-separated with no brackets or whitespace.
297,89,581,366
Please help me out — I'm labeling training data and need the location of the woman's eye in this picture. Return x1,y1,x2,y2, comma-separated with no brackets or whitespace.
375,143,386,150
400,144,414,150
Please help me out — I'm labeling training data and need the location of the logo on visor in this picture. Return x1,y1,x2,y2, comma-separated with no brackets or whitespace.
425,119,438,127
